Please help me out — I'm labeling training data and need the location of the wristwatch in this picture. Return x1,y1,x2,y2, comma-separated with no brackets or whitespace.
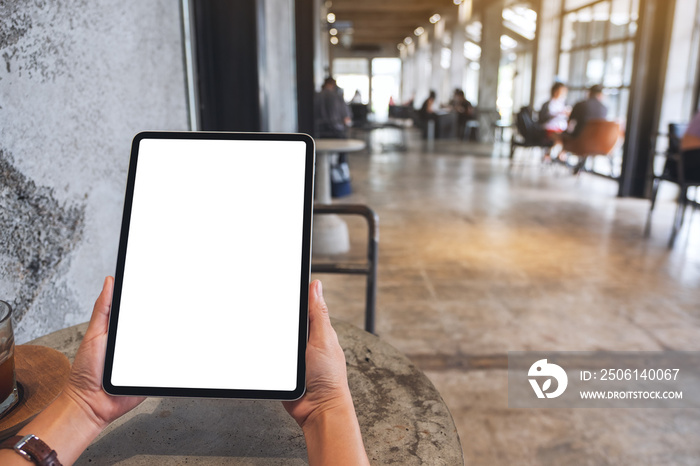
0,434,62,466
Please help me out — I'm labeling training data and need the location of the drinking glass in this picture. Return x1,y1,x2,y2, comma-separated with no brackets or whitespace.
0,301,19,418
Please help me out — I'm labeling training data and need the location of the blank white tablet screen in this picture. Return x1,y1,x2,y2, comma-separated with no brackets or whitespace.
110,138,308,391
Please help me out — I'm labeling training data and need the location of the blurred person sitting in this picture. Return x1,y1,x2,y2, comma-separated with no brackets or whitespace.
669,109,700,180
538,82,570,161
450,89,475,141
539,82,570,134
566,84,608,138
418,90,438,139
560,85,611,174
315,77,353,197
350,90,363,104
419,90,437,117
315,77,352,139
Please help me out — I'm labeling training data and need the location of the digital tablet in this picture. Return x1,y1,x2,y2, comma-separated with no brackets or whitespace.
103,131,314,400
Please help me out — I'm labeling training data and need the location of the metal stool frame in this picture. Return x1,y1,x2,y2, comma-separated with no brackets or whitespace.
312,204,379,334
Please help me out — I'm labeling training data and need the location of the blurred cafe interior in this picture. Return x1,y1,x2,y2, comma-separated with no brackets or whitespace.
2,0,700,464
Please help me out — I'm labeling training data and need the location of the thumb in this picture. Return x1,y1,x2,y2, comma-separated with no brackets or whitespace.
308,280,334,345
86,276,114,337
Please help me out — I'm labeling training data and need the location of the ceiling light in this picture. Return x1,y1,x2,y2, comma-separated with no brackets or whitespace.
429,14,441,24
500,34,518,50
329,28,338,36
404,36,413,45
327,12,336,23
414,27,425,36
330,36,339,45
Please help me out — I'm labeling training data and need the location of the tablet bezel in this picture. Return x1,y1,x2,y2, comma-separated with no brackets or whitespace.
102,131,314,400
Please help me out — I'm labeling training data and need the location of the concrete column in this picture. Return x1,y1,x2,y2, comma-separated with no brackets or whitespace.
258,0,298,132
659,0,700,133
532,0,561,110
402,43,417,104
477,0,504,142
400,47,409,102
450,0,472,92
416,33,431,106
368,58,373,112
450,23,466,92
430,20,445,103
317,0,330,81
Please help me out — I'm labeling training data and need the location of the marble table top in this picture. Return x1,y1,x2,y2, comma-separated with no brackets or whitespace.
30,318,463,465
315,139,366,153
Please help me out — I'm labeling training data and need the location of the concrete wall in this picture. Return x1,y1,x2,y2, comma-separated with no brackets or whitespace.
533,0,561,111
0,1,189,343
258,0,298,132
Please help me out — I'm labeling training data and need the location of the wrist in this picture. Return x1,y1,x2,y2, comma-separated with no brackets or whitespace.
9,392,105,465
60,387,109,433
300,397,357,434
301,398,369,466
55,390,108,435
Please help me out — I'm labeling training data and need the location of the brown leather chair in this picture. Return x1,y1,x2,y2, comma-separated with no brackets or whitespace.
562,120,621,174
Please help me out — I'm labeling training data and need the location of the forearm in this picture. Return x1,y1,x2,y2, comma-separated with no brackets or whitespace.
302,401,370,466
0,392,104,466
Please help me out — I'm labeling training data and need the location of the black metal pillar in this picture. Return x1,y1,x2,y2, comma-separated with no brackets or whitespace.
192,0,261,131
295,0,316,135
694,32,700,115
618,0,675,198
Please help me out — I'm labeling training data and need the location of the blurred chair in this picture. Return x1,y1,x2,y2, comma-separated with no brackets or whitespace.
348,103,373,151
350,103,370,128
510,106,553,165
351,104,412,153
388,104,416,122
562,120,620,175
645,123,700,247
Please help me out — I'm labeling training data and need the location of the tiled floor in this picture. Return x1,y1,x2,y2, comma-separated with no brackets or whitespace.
313,135,700,465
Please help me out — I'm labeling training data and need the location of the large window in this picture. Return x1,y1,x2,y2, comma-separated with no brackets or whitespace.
558,0,639,121
333,57,402,122
500,3,537,123
371,58,402,121
657,0,700,157
556,0,639,177
333,58,370,104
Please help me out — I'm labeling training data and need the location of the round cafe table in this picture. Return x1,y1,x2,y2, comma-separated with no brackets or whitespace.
29,319,463,465
313,139,366,255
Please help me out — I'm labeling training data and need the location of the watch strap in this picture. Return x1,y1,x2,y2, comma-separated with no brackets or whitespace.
0,434,62,466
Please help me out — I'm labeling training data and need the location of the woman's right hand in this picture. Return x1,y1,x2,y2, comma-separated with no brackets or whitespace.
282,280,369,466
282,280,353,428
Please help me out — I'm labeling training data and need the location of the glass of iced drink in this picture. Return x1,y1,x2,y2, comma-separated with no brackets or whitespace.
0,301,18,418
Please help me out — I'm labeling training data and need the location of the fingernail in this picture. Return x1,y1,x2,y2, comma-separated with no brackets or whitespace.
316,280,323,298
